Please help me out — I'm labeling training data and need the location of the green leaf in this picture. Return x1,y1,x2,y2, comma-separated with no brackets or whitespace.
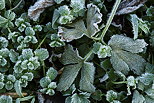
52,9,60,29
106,90,118,102
46,67,58,81
34,48,49,61
57,45,95,92
25,27,35,36
130,14,139,39
145,87,154,99
132,90,145,103
58,20,86,42
14,80,23,97
86,4,102,37
138,73,154,85
70,0,85,12
9,49,19,63
0,95,13,103
22,49,34,60
40,77,51,88
80,62,95,93
0,0,5,10
0,37,8,48
108,35,147,75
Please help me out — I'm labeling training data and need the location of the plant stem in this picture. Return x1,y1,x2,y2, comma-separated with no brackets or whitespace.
112,81,127,84
9,0,23,11
84,49,93,62
99,0,121,42
36,36,47,49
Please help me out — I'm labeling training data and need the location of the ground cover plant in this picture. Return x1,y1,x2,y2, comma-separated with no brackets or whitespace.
0,0,154,102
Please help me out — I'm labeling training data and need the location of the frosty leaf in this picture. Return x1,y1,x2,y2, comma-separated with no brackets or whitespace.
24,72,34,81
129,14,150,38
40,77,51,88
108,35,147,75
58,5,70,16
86,4,102,37
28,0,54,21
130,14,139,39
5,81,14,90
9,49,19,63
14,80,23,97
110,49,146,75
0,95,13,103
108,35,147,53
21,49,34,60
57,45,95,92
57,62,82,91
34,48,49,61
0,10,15,28
138,73,154,85
132,90,145,103
0,37,8,48
46,67,58,81
116,0,147,15
80,62,96,93
145,87,154,99
70,0,85,12
106,90,118,102
52,9,60,29
127,76,136,87
0,0,5,10
58,20,86,42
25,27,35,36
145,96,154,103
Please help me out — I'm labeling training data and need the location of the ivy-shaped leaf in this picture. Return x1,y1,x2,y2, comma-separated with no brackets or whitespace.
132,90,145,103
108,35,147,75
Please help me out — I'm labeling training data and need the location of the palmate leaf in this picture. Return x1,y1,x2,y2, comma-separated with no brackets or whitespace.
108,35,147,75
58,4,102,42
57,45,95,93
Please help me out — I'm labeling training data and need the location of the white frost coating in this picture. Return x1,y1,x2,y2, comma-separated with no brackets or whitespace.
28,0,54,21
116,0,147,15
86,4,102,37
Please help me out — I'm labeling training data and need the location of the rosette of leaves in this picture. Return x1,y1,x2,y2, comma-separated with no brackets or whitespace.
49,34,65,47
15,17,31,32
0,10,15,28
0,73,4,89
106,90,121,103
19,72,34,87
24,27,38,44
57,5,74,24
93,42,112,58
39,67,58,96
14,48,49,73
5,75,16,90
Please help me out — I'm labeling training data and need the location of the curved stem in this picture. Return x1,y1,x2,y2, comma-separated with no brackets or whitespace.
99,0,121,42
9,0,23,11
112,81,127,84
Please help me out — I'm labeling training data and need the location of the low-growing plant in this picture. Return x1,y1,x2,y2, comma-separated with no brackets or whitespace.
0,0,154,103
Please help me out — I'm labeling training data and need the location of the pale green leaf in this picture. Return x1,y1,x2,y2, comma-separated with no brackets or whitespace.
46,67,58,81
0,0,5,10
132,90,145,103
130,14,139,39
106,90,118,102
34,48,49,61
14,80,23,97
0,95,13,103
138,73,154,85
108,35,147,75
80,62,95,93
58,20,86,42
86,4,102,37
